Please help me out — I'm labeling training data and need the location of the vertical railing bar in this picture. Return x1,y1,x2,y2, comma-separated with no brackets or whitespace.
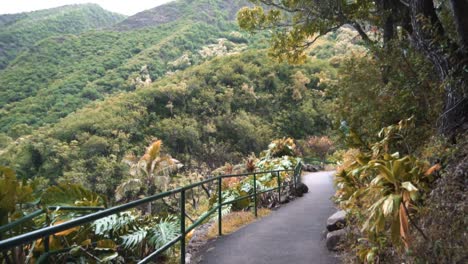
44,213,50,261
180,190,186,264
253,173,257,218
276,171,281,203
294,169,297,192
217,177,222,236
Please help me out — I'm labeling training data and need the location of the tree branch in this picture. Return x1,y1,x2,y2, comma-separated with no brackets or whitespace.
162,197,195,223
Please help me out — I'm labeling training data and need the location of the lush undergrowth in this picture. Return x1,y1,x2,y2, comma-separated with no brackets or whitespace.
0,138,300,263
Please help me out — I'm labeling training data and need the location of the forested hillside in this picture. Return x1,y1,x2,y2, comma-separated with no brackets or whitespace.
0,4,125,69
1,48,337,197
1,0,465,263
0,0,349,196
0,0,264,135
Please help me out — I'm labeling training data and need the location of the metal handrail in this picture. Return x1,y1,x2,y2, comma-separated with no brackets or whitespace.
0,206,105,236
0,164,303,264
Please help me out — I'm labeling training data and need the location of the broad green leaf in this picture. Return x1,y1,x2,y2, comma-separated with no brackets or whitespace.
372,163,395,183
41,183,104,207
392,158,406,179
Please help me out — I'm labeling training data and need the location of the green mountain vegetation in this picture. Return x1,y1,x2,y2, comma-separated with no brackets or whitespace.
0,4,126,69
0,1,264,134
0,0,466,263
1,48,335,197
0,0,345,199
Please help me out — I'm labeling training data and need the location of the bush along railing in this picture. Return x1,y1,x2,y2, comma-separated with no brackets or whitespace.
0,163,303,264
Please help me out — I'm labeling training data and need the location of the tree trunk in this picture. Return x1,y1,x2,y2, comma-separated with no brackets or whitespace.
410,0,468,138
450,0,468,52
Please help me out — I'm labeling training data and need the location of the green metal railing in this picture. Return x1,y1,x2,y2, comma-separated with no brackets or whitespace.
0,163,303,264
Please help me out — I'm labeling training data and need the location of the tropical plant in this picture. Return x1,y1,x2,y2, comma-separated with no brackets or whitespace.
208,138,301,214
303,136,334,162
93,211,179,259
115,140,182,210
0,166,34,226
334,118,438,262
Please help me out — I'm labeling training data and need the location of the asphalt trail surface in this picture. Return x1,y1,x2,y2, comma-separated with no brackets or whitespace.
197,171,339,264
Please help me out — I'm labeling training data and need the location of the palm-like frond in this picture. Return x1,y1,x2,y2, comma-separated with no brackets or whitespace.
41,182,104,207
142,140,162,173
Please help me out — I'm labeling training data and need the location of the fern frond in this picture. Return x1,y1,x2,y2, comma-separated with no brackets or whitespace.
93,211,138,236
149,216,179,248
121,228,148,249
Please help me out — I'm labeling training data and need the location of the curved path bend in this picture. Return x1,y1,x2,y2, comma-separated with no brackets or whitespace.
197,171,339,264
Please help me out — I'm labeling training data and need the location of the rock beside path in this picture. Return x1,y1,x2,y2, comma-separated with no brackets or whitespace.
326,210,346,232
294,182,309,197
326,229,347,251
302,164,323,172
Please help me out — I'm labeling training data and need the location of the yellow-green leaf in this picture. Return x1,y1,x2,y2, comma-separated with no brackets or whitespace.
96,239,117,251
382,195,394,216
401,181,418,192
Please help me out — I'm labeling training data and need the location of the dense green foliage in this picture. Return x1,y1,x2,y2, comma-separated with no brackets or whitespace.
0,4,125,69
239,0,467,263
2,0,465,262
0,1,269,135
0,50,333,197
0,22,244,132
0,138,300,263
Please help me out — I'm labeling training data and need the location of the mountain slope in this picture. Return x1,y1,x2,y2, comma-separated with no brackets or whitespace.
115,0,250,30
0,4,126,69
0,0,366,197
0,0,260,134
0,49,333,195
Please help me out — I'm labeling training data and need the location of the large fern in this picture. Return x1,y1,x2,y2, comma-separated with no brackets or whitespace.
93,211,138,236
148,216,179,248
121,228,148,249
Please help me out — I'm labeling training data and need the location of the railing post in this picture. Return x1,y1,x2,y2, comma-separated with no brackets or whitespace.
180,190,186,264
293,169,297,192
43,214,50,261
253,173,257,218
217,177,222,236
276,171,281,202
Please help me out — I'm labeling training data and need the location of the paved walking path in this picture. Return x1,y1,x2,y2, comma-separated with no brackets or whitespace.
197,171,339,264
